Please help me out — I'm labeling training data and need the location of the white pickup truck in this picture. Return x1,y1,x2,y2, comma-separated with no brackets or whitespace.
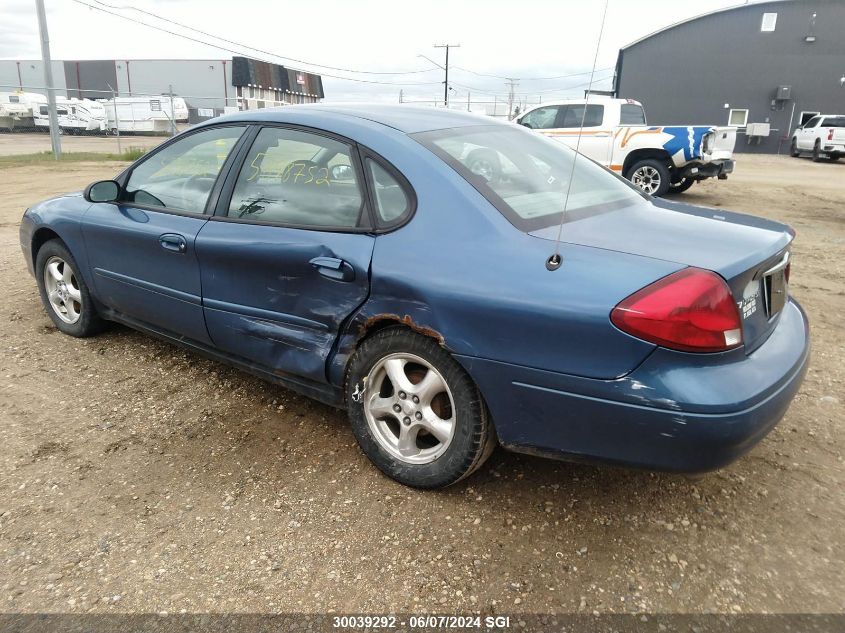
514,97,736,197
790,114,845,162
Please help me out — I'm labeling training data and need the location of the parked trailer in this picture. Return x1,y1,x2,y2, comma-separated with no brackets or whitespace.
0,92,41,131
33,97,108,134
101,97,174,134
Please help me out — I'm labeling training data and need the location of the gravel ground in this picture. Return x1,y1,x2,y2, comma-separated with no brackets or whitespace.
0,152,842,616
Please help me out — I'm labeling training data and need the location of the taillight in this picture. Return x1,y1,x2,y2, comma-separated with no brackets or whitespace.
611,268,743,353
829,129,835,141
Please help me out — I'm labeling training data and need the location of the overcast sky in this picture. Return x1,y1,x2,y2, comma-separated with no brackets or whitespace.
2,0,741,105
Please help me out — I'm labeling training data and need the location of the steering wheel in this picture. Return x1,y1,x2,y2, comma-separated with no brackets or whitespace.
179,174,216,210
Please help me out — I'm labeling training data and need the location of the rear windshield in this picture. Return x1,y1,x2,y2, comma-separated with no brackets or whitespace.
822,117,845,128
413,125,642,232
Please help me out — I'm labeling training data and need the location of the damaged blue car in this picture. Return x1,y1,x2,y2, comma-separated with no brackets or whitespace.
20,105,810,488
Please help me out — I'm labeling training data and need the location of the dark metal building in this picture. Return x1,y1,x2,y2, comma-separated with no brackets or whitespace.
614,0,845,153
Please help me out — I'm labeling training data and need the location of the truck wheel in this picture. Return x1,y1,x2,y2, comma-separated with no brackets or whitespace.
812,140,823,162
668,178,695,194
465,148,502,183
627,159,671,197
789,138,800,157
829,153,840,162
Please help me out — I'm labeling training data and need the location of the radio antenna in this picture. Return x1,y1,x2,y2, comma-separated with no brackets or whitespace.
546,0,610,271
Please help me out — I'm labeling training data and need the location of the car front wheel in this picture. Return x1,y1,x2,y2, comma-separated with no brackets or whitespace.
36,239,104,337
790,138,800,157
346,328,495,488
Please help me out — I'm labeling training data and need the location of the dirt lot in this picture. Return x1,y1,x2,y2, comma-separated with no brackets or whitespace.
0,152,842,616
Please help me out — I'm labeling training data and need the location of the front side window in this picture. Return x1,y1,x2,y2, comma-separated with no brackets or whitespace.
124,126,244,212
620,104,646,125
414,125,642,232
803,116,821,129
559,104,604,128
520,106,561,130
227,127,364,228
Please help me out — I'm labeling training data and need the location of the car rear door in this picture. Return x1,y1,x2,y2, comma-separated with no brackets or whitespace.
82,125,248,344
195,125,377,383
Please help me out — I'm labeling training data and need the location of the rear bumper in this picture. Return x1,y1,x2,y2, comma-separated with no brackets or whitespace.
679,159,734,181
458,298,810,473
822,144,845,153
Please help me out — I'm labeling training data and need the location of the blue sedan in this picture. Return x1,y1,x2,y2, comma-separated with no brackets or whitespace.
19,105,810,488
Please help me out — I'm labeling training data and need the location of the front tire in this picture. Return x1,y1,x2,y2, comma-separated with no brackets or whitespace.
345,328,495,489
626,159,671,197
35,239,104,337
790,138,800,157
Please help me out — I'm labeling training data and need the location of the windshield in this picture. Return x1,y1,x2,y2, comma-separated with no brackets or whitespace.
413,125,642,232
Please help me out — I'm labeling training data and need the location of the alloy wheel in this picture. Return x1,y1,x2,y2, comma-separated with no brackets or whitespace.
363,352,456,464
631,165,662,195
43,256,82,324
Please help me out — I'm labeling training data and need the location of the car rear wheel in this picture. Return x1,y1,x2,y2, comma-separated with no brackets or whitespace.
789,138,800,157
36,239,104,337
627,159,671,197
345,328,495,488
829,152,840,162
812,140,823,162
668,177,695,194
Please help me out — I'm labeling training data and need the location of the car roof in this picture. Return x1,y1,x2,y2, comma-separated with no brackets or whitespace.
213,103,507,135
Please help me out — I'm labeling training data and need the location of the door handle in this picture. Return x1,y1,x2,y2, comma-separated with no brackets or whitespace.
309,256,355,282
159,233,187,253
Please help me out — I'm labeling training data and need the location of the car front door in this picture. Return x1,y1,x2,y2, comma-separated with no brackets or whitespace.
82,125,247,343
195,125,378,383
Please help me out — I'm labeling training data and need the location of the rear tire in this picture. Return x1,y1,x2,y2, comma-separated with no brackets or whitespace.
35,239,104,337
789,138,800,157
812,140,823,162
626,159,671,197
829,152,840,162
345,328,495,489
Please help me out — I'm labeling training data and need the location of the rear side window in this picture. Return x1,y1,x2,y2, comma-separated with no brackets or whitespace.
620,104,646,125
227,127,364,228
822,117,845,128
559,104,604,128
366,159,409,225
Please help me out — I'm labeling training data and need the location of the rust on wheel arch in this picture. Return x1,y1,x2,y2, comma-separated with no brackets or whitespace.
360,313,445,347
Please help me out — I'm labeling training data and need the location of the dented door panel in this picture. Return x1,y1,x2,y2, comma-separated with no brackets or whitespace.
195,219,374,383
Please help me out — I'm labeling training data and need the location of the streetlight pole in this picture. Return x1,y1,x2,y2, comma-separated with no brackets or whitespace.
35,0,61,159
434,43,460,107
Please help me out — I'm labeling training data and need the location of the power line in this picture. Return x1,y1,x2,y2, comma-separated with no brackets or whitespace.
87,0,439,77
69,0,444,86
451,65,614,81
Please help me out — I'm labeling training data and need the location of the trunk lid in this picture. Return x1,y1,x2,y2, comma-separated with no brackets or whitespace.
529,197,793,353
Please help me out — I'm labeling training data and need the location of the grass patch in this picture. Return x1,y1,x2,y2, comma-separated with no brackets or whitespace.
0,146,147,166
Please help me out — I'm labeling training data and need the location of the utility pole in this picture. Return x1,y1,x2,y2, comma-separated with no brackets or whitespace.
35,0,61,159
107,83,121,154
434,43,459,107
505,78,519,120
168,84,176,137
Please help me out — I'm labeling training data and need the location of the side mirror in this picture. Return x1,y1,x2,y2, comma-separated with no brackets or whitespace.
84,180,120,203
330,164,354,181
